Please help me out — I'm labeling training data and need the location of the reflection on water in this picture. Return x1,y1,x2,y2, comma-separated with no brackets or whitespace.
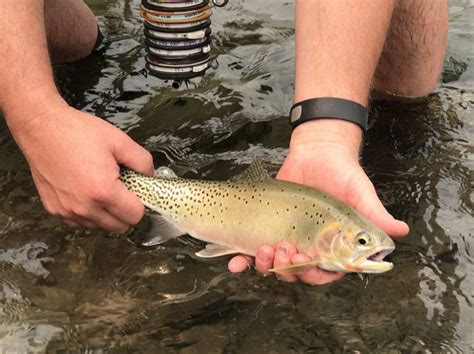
1,0,473,352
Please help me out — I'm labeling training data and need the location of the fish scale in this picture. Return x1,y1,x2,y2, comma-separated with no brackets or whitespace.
120,159,396,274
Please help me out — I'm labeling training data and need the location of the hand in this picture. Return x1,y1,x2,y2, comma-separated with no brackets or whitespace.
10,101,154,232
228,120,409,285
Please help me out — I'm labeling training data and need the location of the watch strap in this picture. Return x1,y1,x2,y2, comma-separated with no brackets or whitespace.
289,97,368,132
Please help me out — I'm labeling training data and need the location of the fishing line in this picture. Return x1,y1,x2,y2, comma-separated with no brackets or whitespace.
141,0,229,82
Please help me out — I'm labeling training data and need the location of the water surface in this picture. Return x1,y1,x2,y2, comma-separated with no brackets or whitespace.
0,0,473,352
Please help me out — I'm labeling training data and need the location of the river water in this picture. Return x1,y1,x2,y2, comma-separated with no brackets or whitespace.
0,0,473,352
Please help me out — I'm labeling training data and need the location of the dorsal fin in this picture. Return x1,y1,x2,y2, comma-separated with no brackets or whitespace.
232,157,271,182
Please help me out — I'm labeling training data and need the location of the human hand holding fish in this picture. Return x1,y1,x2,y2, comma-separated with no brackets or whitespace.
228,120,410,285
6,101,155,232
120,135,406,285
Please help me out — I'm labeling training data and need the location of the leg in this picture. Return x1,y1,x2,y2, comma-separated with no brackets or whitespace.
372,0,448,99
44,0,98,64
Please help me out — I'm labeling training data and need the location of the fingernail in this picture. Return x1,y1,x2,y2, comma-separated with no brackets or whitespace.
278,246,287,256
259,252,271,263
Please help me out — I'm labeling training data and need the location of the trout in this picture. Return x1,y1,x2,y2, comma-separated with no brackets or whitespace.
120,159,395,274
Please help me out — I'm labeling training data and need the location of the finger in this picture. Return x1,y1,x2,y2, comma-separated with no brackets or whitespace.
105,180,145,225
255,245,275,276
63,217,98,229
228,255,253,273
273,241,298,282
291,254,344,285
355,183,409,238
37,184,96,230
86,208,129,233
62,218,80,228
68,214,98,229
114,134,155,176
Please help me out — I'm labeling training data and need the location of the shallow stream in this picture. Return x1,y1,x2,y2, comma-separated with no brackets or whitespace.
0,0,473,352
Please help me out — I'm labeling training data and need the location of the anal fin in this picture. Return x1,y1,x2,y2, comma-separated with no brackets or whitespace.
195,243,239,258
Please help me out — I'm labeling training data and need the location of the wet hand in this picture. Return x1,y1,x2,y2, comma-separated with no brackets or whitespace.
228,119,409,285
228,241,344,285
278,122,410,238
12,103,154,232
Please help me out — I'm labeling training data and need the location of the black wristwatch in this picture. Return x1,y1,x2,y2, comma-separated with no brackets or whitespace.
289,97,368,132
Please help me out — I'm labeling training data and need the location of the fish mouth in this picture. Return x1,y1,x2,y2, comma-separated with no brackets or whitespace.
358,247,395,273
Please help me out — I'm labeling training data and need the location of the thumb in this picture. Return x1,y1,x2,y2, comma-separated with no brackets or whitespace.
114,133,155,176
351,177,409,238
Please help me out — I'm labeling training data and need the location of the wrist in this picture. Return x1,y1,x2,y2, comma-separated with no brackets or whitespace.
289,119,363,160
3,88,68,139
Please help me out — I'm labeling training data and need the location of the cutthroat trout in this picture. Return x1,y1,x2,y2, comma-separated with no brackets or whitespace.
120,159,395,274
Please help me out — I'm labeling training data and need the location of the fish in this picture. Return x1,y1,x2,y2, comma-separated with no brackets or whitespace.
119,158,396,274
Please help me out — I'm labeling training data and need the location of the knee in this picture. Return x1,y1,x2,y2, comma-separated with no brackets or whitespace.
372,71,442,100
45,0,99,63
371,0,448,99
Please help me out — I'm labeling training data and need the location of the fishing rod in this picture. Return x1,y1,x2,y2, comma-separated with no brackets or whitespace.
141,0,229,83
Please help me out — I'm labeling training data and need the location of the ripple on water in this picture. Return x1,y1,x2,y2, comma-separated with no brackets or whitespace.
0,0,473,352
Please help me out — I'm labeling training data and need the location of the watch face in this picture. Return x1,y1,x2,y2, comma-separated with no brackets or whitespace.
290,105,302,123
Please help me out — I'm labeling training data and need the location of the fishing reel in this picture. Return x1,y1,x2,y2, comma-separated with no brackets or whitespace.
141,0,229,82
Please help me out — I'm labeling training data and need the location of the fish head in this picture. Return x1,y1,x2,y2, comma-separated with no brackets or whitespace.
314,221,396,273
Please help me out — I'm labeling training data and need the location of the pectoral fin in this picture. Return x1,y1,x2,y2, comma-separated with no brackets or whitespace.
140,215,186,247
195,243,239,258
269,260,320,274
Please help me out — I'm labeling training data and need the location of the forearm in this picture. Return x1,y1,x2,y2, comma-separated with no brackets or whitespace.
0,1,65,135
292,0,395,150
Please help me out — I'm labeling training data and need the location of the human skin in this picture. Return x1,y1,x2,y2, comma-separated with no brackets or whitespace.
0,0,154,232
228,0,448,284
0,0,447,285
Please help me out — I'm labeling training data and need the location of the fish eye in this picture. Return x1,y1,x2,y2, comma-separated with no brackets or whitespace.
356,232,371,246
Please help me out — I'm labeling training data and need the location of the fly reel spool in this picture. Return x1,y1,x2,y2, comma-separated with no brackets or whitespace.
141,0,228,81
